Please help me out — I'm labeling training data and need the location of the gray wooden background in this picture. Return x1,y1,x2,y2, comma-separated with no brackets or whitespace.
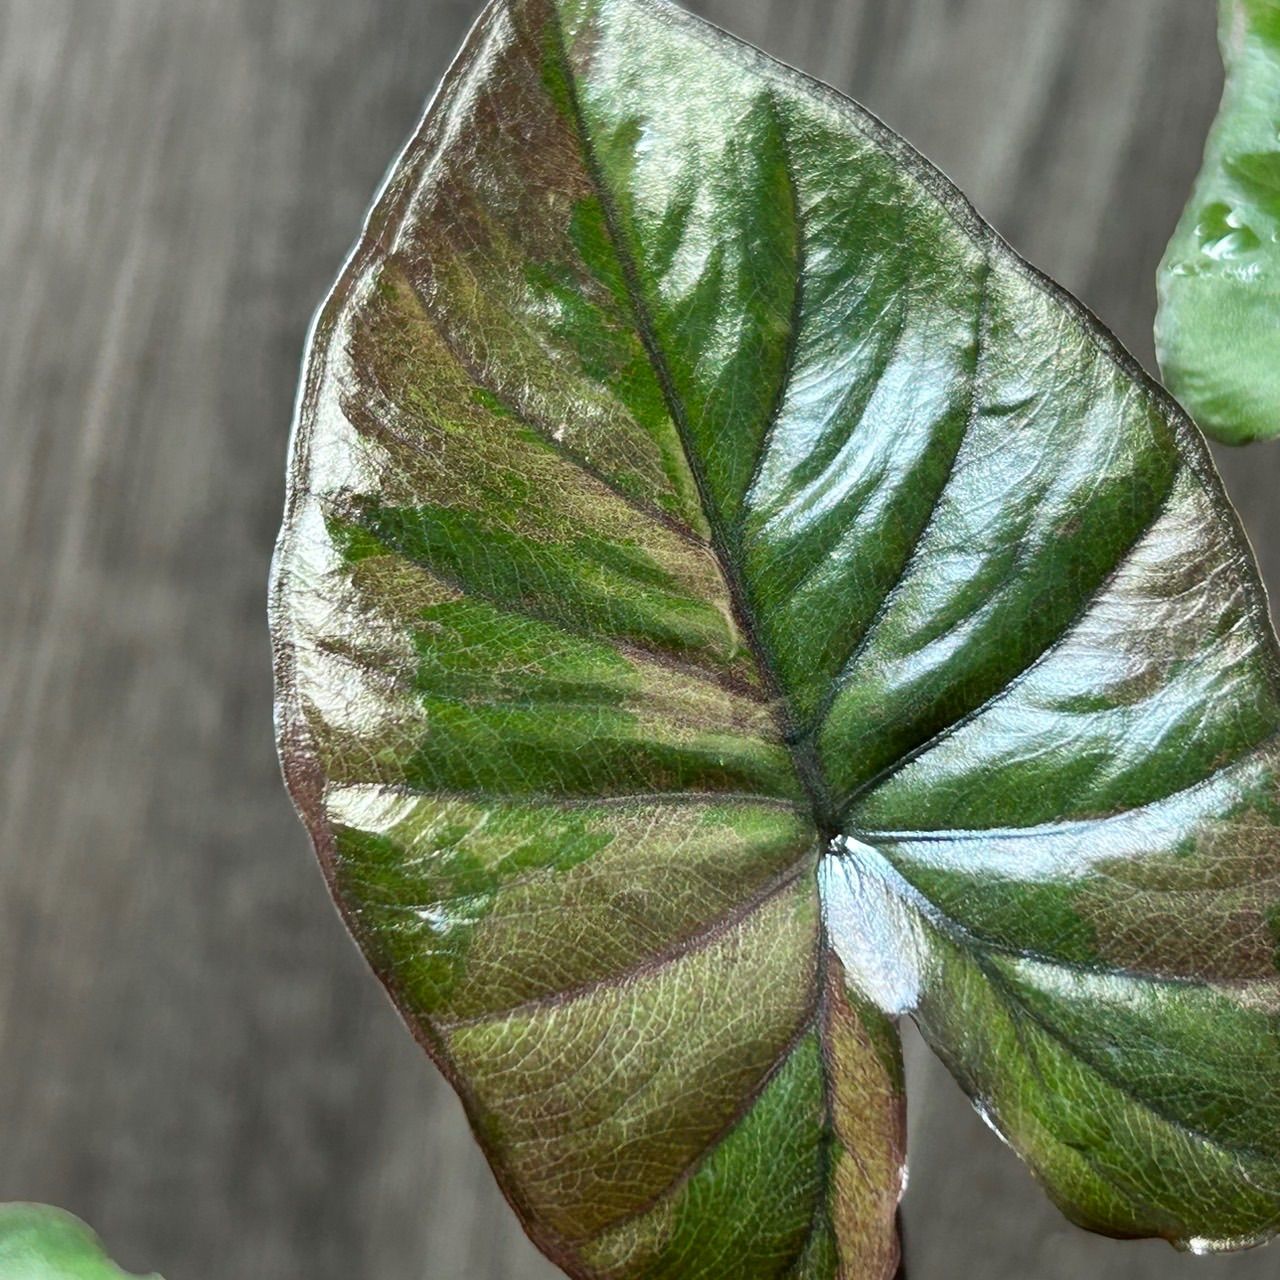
3,1,1279,1277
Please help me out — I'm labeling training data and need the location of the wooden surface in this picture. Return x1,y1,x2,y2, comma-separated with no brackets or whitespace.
3,2,1279,1277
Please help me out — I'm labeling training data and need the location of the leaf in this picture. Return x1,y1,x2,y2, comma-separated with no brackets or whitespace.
0,1205,160,1279
271,0,1280,1272
1156,0,1280,443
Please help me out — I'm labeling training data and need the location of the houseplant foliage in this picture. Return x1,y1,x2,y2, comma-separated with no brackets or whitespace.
271,0,1280,1274
0,1204,159,1279
1157,0,1280,443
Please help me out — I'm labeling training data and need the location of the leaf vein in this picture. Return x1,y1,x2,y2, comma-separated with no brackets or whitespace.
437,853,815,1030
838,464,1187,816
807,241,993,739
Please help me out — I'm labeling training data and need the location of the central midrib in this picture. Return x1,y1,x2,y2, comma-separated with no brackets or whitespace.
545,7,838,846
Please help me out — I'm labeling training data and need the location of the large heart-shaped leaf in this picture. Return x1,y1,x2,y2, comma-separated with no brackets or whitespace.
272,0,1280,1273
1157,0,1280,443
0,1205,160,1279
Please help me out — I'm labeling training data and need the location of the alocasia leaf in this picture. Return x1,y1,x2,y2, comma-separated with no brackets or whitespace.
272,0,1280,1273
0,1205,159,1279
1156,0,1280,443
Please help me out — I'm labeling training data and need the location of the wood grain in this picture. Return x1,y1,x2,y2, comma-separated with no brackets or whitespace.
1,1,1276,1276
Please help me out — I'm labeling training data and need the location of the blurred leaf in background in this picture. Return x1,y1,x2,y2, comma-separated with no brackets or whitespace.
0,1205,159,1280
1157,0,1280,443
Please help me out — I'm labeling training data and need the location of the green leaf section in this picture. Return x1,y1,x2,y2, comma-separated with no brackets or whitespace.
1157,0,1280,443
273,0,1280,1273
0,1205,159,1280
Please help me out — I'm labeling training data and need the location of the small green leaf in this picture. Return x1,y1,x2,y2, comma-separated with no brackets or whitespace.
273,0,1280,1273
0,1205,159,1279
1157,0,1280,443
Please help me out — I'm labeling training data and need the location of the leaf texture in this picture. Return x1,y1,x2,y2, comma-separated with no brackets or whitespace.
272,0,1280,1272
1157,0,1280,444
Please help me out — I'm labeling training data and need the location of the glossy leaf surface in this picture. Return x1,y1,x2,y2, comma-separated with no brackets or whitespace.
0,1206,159,1280
1157,0,1280,443
272,0,1280,1272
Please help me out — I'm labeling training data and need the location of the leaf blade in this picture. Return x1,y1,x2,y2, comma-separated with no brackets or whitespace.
274,0,1280,1271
